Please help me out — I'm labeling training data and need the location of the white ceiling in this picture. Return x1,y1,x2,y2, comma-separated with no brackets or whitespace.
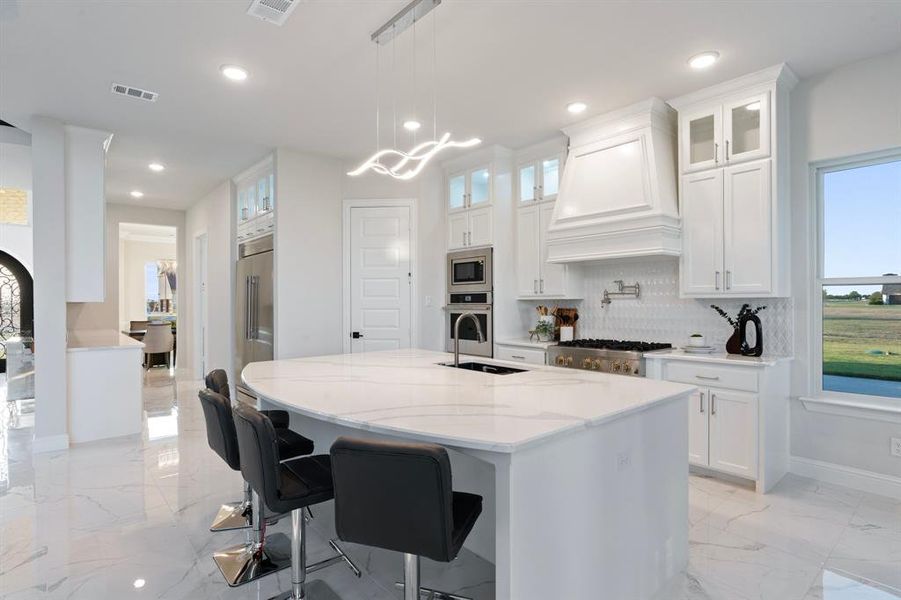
2,1,900,210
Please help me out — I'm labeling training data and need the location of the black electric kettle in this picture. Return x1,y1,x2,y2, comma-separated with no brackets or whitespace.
739,314,763,357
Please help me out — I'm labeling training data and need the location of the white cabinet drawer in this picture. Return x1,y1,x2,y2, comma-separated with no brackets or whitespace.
496,346,546,365
664,362,758,393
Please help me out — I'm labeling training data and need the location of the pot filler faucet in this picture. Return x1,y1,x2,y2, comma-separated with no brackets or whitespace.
454,312,485,367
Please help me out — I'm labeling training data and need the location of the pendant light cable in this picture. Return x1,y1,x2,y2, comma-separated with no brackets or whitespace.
411,15,417,145
432,7,437,140
375,41,381,160
392,24,397,151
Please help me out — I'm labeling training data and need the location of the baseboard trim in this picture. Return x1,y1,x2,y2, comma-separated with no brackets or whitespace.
790,455,901,500
31,433,70,454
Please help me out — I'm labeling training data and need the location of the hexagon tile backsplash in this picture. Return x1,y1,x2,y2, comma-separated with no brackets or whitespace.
573,258,793,356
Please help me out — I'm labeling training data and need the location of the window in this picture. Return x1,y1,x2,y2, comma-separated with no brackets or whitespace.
816,154,901,399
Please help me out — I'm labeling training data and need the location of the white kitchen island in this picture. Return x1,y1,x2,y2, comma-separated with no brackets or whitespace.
243,349,694,600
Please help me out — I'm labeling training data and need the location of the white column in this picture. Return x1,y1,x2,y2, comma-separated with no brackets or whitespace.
30,116,69,452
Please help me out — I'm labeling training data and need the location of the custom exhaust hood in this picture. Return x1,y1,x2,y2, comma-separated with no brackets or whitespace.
546,98,680,263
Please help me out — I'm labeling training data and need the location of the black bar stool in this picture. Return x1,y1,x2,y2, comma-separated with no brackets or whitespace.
198,388,314,587
202,369,311,531
330,437,483,600
233,402,362,599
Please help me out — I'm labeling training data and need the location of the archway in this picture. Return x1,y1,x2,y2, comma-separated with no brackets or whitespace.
0,250,33,373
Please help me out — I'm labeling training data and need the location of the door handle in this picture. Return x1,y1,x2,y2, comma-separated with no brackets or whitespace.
696,374,720,381
715,271,720,290
714,142,719,164
351,331,364,339
511,355,525,360
540,279,544,293
725,140,730,161
253,276,260,339
711,393,717,415
726,270,732,290
462,231,466,246
534,279,538,294
700,391,705,413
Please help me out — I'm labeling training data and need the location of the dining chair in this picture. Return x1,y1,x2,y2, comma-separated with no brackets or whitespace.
143,322,174,368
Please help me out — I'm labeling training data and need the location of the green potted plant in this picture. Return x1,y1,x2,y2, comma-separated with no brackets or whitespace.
688,333,706,347
533,319,555,342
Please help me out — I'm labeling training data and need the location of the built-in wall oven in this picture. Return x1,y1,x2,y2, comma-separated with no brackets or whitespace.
447,248,492,294
446,292,493,358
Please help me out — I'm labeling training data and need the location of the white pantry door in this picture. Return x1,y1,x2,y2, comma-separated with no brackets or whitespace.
349,206,412,353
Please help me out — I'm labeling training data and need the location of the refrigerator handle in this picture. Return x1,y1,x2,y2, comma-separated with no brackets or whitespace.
244,275,251,340
250,275,260,340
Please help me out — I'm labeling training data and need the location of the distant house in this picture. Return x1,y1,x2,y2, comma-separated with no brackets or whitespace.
883,274,901,305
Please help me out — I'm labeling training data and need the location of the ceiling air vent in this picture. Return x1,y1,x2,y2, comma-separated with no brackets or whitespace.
111,83,158,103
246,0,299,26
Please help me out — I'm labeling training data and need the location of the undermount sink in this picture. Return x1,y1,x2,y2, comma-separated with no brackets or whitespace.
439,361,528,375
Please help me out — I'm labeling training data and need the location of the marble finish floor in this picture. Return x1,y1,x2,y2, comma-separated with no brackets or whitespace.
0,369,899,599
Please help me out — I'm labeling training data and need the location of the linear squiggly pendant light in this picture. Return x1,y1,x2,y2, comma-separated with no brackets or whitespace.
348,0,480,180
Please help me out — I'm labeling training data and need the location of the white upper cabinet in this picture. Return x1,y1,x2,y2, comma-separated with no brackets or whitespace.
443,147,514,251
234,155,275,243
65,125,113,303
681,169,725,295
681,107,722,173
724,93,770,165
448,172,467,211
517,155,561,204
514,200,580,298
670,64,796,298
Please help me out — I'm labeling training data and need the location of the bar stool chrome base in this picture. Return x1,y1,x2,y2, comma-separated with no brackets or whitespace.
394,554,473,600
209,500,252,532
214,532,292,587
270,509,362,600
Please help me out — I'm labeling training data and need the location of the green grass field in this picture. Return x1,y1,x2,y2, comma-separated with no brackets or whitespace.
823,301,901,381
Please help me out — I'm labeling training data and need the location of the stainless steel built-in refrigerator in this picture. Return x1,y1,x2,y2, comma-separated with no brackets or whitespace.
234,234,274,403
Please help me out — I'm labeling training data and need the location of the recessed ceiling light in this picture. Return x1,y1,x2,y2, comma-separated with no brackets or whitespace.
148,163,165,172
566,101,587,115
133,579,146,589
688,51,719,70
403,120,422,131
130,190,144,198
220,65,249,81
745,101,761,111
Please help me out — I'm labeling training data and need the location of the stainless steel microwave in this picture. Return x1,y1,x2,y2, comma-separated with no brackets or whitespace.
447,248,492,294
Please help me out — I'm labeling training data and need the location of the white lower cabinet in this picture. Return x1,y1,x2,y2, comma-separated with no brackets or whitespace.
647,355,790,493
494,343,547,365
687,390,710,466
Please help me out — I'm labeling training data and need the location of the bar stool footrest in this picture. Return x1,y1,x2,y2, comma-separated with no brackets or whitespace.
209,500,252,532
213,532,291,587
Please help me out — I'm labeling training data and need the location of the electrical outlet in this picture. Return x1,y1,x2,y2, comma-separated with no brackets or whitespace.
425,295,432,307
891,438,901,458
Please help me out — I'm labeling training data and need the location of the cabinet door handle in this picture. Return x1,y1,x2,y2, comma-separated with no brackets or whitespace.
715,271,721,290
532,185,537,200
462,231,466,246
699,391,705,414
711,393,717,415
540,279,544,293
726,270,732,290
714,142,719,164
725,140,730,162
695,374,720,381
511,355,525,360
534,279,538,294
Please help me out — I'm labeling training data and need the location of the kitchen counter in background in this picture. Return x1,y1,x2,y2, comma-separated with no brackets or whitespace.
645,349,793,368
67,329,145,351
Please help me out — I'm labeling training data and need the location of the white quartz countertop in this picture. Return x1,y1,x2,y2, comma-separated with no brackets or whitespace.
645,349,792,367
67,329,145,352
242,349,694,453
495,338,555,350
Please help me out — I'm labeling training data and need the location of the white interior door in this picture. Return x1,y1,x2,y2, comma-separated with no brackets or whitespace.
349,206,412,353
195,233,209,378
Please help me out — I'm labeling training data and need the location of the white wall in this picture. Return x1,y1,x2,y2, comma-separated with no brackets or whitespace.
274,149,344,358
119,239,176,328
789,49,901,477
0,135,33,272
183,181,234,379
341,166,447,351
30,116,69,450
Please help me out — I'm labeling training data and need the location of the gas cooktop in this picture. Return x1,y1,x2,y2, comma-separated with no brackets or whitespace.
547,339,673,376
555,339,673,352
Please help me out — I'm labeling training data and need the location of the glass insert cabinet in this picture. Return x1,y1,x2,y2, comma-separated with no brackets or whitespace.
679,92,770,173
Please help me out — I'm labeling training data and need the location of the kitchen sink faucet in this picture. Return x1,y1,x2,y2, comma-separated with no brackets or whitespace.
454,312,485,367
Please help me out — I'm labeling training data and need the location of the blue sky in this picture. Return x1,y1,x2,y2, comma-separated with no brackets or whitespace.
823,158,901,294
